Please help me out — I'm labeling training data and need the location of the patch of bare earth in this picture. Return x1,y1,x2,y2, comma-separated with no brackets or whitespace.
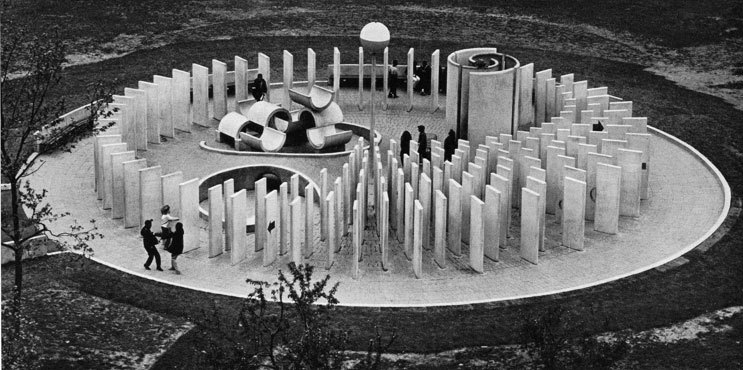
61,4,742,111
339,307,743,369
4,281,193,369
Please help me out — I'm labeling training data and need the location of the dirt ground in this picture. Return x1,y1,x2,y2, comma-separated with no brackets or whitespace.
48,3,742,111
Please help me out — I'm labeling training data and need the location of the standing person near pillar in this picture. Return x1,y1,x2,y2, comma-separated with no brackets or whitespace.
141,220,163,271
400,130,412,163
167,222,184,274
418,125,428,162
160,205,179,250
388,59,399,98
251,73,268,101
444,129,456,162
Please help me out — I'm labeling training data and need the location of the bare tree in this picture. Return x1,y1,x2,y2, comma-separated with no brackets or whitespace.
1,18,115,301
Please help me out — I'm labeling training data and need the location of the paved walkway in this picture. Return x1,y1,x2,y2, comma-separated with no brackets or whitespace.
30,87,728,306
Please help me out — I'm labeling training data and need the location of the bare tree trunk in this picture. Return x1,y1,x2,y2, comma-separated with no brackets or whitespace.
10,180,23,301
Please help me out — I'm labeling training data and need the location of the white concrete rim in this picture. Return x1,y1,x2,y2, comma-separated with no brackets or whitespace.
49,125,732,308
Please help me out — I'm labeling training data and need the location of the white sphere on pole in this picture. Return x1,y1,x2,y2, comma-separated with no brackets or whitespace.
360,22,390,54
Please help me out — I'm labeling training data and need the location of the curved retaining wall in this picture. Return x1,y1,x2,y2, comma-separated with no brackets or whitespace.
196,164,320,232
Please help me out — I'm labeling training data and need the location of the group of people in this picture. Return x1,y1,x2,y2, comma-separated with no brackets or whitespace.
388,59,433,98
399,126,457,164
140,205,183,274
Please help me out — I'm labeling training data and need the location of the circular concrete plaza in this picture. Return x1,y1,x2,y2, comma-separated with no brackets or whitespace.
32,86,730,306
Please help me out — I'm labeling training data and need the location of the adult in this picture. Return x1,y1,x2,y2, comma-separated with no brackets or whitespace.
444,129,456,162
400,130,412,163
167,222,184,274
417,125,428,162
160,205,179,250
251,73,268,101
388,59,399,98
140,220,162,271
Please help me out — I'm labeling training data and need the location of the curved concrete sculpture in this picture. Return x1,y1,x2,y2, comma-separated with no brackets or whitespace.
446,48,521,149
273,108,316,133
217,112,251,143
239,127,286,152
308,102,344,127
245,101,292,129
237,98,256,116
288,85,335,111
306,125,353,150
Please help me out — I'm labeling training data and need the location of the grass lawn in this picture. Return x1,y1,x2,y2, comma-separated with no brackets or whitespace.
2,1,743,368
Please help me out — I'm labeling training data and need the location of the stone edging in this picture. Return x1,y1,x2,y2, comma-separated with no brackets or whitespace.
55,125,732,309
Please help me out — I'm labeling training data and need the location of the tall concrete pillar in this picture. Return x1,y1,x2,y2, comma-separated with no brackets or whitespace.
111,151,136,219
419,173,432,250
101,143,128,209
461,172,474,244
138,81,160,143
208,184,224,258
469,196,485,273
153,75,174,138
320,168,328,241
124,88,147,150
545,145,566,214
617,148,643,217
191,63,210,127
595,163,622,234
563,177,586,251
211,59,227,119
520,188,540,264
404,182,415,260
535,69,552,125
358,47,364,110
484,185,501,261
407,48,414,112
230,189,248,265
280,182,290,255
586,152,614,221
123,159,147,228
333,47,340,101
263,190,279,266
526,176,547,251
258,53,271,101
171,69,191,133
179,178,200,252
413,200,423,278
235,56,249,103
304,183,315,258
283,50,294,110
518,63,535,126
626,133,651,200
139,166,162,226
447,179,462,256
255,177,267,252
434,190,447,268
396,168,405,239
494,167,513,241
161,171,183,223
352,200,360,279
325,191,336,270
381,192,390,271
290,197,303,266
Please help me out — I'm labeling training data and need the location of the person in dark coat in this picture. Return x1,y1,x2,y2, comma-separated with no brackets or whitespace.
417,125,428,162
388,59,399,98
400,130,412,163
167,222,184,274
141,219,162,271
251,73,268,101
444,129,456,162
